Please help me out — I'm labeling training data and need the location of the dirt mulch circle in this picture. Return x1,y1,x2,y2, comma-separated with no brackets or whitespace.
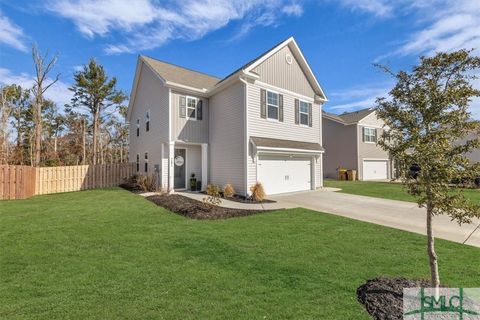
357,277,431,320
146,194,272,220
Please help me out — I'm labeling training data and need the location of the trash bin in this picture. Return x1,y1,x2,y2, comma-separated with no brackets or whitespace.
338,168,348,180
347,170,357,181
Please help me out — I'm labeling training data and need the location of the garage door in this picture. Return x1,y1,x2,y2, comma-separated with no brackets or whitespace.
363,160,388,180
258,155,312,195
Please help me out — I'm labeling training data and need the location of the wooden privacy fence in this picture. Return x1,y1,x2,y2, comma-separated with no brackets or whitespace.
0,166,37,200
0,163,135,200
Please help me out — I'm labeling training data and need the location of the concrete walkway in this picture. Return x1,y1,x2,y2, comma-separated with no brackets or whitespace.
270,190,480,248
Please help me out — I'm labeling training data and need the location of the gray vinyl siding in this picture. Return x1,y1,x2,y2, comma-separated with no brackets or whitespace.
357,112,390,180
251,44,315,97
322,118,358,179
246,83,322,190
209,81,246,195
170,91,209,143
128,63,169,183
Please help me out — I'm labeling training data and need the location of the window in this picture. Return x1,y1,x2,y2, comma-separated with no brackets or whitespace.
187,97,197,119
136,119,140,137
299,101,309,126
363,127,377,143
267,91,279,120
145,110,150,132
136,154,139,172
144,152,148,172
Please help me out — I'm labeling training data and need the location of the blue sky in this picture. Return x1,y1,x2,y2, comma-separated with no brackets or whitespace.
0,0,479,116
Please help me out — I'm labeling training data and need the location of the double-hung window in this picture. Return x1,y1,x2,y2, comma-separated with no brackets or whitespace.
267,91,279,120
187,97,197,119
145,110,150,132
363,127,377,143
136,119,140,137
299,101,309,126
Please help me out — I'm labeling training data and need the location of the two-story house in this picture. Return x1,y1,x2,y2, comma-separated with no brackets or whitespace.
322,108,394,180
128,37,327,196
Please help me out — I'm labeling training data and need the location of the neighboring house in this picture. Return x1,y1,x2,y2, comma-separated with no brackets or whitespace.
322,108,394,180
127,37,327,196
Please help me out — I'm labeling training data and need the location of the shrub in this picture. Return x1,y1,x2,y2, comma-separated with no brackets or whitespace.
137,174,157,192
203,184,222,207
223,184,235,198
250,182,266,202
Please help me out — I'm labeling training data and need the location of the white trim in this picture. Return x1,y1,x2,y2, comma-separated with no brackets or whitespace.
168,142,174,193
165,81,208,95
266,89,280,121
362,158,389,161
239,78,249,196
359,124,383,129
243,37,327,101
298,99,310,126
256,146,324,155
185,96,198,121
255,80,314,102
201,143,208,191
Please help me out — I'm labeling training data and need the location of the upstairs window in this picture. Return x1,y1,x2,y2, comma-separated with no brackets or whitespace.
136,119,140,137
299,101,309,126
136,154,139,172
144,152,148,172
187,97,197,119
267,91,279,120
363,127,377,143
145,110,150,132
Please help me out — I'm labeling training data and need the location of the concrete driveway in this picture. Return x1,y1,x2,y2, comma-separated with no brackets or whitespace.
271,190,480,248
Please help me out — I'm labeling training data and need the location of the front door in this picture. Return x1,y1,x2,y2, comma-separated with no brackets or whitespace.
174,149,186,189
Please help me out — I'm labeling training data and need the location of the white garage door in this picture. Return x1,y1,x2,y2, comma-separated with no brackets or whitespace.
258,155,312,195
363,160,388,180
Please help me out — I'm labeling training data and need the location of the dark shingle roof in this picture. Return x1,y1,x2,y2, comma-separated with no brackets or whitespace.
142,56,221,90
251,136,324,152
323,108,375,124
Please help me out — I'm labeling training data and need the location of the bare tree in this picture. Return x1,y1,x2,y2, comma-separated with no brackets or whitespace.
32,44,60,166
0,86,13,164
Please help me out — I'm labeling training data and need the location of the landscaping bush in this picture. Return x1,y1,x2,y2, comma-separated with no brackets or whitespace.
250,182,266,202
203,184,222,207
223,184,235,198
137,174,157,192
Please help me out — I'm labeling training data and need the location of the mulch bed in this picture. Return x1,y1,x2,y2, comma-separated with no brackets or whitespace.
357,277,431,320
199,191,276,204
145,194,271,220
119,182,144,194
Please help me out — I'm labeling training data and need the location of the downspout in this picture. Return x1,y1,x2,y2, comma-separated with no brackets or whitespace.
239,77,249,196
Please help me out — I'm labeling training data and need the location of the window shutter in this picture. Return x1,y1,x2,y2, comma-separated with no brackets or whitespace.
294,99,299,124
197,99,203,120
179,96,186,118
374,128,378,143
279,94,284,122
308,103,312,127
362,127,365,142
260,89,266,118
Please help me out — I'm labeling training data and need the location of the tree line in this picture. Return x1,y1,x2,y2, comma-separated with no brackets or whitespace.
0,45,128,166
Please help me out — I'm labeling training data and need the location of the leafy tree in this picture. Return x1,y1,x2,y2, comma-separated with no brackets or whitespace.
376,50,480,290
68,59,127,164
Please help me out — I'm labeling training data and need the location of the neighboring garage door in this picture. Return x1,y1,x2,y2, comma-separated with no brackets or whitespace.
363,160,388,180
258,155,312,195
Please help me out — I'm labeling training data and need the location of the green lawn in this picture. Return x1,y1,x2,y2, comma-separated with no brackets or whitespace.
325,179,480,203
1,188,479,319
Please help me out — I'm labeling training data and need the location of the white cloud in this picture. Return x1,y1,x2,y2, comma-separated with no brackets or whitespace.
0,11,28,52
48,0,305,54
326,83,392,113
0,67,72,108
334,0,393,17
282,3,303,17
